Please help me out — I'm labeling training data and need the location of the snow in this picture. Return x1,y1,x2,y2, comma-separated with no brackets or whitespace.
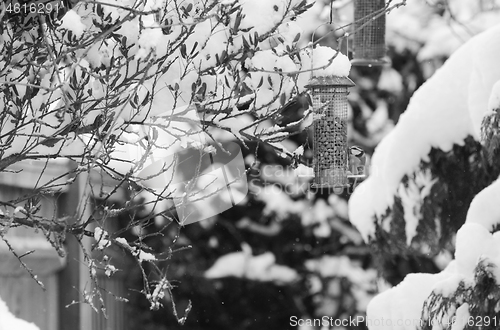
366,221,500,329
59,10,86,39
105,264,117,277
432,273,468,298
386,0,500,57
365,187,500,328
114,237,128,246
246,50,297,110
397,169,438,245
488,80,500,111
204,244,298,284
302,46,351,78
349,24,500,242
94,227,111,250
454,223,498,278
143,0,165,11
239,0,288,36
299,110,314,129
110,104,208,178
13,206,26,218
328,195,349,219
137,25,165,57
467,27,500,137
276,21,303,50
253,185,305,220
138,250,156,262
377,67,403,94
465,177,500,231
305,255,377,311
451,303,470,330
366,270,454,330
96,0,124,23
301,199,334,237
0,296,40,330
367,163,500,327
293,146,304,156
416,20,469,62
433,251,452,272
112,235,156,262
204,248,248,279
304,255,376,283
366,101,391,135
245,252,298,283
397,182,420,246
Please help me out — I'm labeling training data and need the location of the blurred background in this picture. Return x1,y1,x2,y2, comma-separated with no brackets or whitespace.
117,2,500,330
2,1,500,330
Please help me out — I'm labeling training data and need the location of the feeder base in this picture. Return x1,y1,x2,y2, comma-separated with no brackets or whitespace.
310,183,350,188
311,183,349,195
347,174,367,181
311,183,350,194
351,57,391,67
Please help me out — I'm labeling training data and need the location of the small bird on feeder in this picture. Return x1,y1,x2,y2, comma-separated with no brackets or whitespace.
274,92,312,127
349,146,366,175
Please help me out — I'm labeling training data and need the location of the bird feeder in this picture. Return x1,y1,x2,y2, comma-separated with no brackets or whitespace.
306,76,355,192
351,0,389,66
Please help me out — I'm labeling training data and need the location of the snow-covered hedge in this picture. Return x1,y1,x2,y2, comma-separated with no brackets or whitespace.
350,24,500,253
350,22,500,330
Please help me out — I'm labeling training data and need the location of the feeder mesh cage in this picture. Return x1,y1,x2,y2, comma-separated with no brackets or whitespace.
308,76,354,188
352,0,387,65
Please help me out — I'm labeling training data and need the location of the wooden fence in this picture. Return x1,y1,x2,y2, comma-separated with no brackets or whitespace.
0,160,128,330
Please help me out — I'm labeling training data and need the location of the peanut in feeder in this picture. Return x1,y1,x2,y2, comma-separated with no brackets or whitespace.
351,0,389,66
306,76,355,190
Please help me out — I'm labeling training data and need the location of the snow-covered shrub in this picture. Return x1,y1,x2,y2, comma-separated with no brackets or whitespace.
350,17,500,330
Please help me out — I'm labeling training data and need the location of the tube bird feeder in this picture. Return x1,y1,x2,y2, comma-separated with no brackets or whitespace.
351,0,389,66
306,76,355,192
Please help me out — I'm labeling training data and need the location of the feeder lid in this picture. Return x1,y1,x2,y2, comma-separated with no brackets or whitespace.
305,76,355,88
